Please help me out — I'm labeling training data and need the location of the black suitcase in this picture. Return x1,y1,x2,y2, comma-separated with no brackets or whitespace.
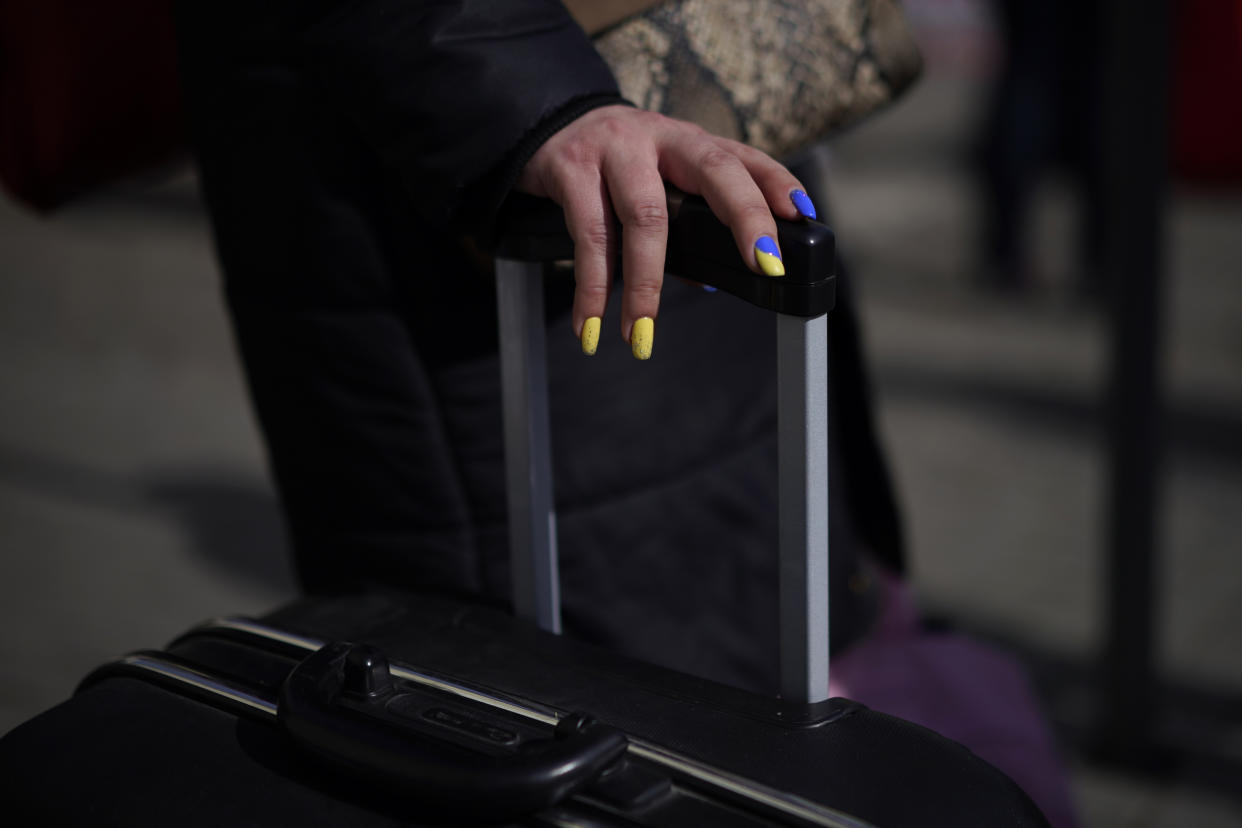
0,196,1048,827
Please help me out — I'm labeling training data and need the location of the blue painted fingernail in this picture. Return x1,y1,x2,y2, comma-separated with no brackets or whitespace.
754,235,785,277
790,189,817,220
702,285,717,293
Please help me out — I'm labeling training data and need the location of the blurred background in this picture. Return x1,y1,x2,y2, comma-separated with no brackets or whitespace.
1,1,1240,825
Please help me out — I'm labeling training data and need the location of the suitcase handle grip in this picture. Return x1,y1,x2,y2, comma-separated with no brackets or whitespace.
495,189,836,317
278,642,629,822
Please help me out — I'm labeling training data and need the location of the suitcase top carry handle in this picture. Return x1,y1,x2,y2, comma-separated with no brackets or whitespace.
278,642,629,824
496,190,836,317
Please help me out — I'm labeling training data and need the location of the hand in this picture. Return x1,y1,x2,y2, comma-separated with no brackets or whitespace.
515,105,816,359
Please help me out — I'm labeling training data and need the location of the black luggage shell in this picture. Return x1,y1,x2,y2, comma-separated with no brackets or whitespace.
2,591,1047,827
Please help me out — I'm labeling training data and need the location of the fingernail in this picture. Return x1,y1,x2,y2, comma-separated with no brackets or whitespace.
790,189,817,220
702,285,717,293
754,236,785,277
580,317,601,356
631,317,654,360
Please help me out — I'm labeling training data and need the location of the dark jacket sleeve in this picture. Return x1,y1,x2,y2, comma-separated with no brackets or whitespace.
293,0,624,237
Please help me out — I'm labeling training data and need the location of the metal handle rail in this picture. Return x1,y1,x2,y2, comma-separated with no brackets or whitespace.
493,191,836,703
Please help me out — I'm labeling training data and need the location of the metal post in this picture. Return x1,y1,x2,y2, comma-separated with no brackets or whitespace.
496,260,562,634
777,312,830,703
1097,0,1170,759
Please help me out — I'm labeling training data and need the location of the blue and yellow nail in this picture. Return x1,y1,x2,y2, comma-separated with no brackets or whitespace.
754,235,785,277
790,189,817,220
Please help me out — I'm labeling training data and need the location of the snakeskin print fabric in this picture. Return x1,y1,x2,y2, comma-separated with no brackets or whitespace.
593,0,921,158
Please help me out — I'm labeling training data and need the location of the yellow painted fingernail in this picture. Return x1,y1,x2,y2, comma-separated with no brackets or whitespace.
580,317,601,356
631,317,654,360
755,235,785,277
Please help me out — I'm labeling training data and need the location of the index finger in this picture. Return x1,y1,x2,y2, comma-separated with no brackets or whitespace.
659,136,794,278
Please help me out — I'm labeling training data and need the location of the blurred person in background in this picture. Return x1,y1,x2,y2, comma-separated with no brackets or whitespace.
974,0,1106,299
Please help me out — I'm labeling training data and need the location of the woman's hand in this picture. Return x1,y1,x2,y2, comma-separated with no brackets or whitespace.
515,105,817,359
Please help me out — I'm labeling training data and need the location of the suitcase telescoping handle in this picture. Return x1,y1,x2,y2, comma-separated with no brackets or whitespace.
494,191,836,704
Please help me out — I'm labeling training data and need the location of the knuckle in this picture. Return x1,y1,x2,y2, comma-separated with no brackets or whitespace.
574,219,613,252
697,146,742,174
627,281,662,304
632,109,665,129
736,140,773,164
575,280,611,303
592,111,639,143
620,199,668,230
556,136,598,168
672,118,708,139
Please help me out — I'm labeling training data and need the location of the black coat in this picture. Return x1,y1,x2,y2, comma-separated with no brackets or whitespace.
175,0,902,694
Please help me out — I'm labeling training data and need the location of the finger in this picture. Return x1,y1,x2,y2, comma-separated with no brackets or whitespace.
603,151,668,360
559,171,616,356
660,137,785,277
717,138,818,221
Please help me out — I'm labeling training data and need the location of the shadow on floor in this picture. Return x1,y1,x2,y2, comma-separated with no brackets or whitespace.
144,474,292,591
0,442,293,591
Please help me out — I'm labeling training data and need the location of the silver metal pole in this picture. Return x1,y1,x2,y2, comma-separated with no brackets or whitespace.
776,312,830,703
496,260,562,633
